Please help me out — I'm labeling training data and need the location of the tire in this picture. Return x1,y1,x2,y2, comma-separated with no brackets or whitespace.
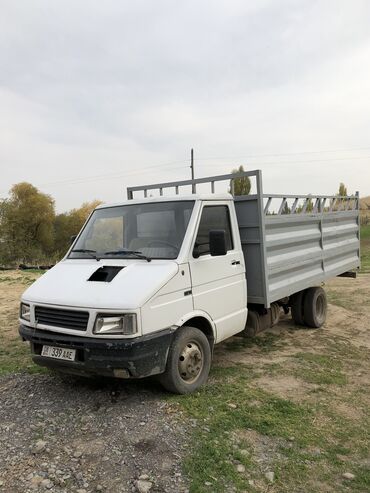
270,303,281,327
303,286,327,328
291,290,306,325
241,310,261,337
159,326,211,394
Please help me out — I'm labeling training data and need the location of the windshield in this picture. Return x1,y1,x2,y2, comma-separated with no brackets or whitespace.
68,201,195,260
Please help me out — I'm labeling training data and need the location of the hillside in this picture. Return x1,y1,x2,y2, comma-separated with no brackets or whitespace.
360,196,370,210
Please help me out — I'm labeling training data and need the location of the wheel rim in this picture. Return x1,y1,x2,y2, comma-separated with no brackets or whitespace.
178,340,204,384
316,294,325,320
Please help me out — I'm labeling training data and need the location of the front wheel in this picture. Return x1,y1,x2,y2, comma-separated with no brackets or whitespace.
159,326,211,394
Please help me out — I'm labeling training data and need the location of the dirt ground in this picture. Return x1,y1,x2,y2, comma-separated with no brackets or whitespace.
0,271,189,493
0,271,369,492
215,274,370,406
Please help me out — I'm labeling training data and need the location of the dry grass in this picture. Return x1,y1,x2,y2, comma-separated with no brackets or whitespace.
0,270,44,375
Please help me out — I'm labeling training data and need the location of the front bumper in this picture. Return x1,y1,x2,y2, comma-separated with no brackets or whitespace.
19,324,175,378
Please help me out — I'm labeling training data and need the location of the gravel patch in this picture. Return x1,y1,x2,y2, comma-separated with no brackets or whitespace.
0,373,189,493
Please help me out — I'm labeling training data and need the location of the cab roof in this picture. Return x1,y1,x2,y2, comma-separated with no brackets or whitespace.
96,193,233,210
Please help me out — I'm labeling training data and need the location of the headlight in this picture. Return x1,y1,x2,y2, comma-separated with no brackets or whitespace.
20,303,31,321
93,314,137,335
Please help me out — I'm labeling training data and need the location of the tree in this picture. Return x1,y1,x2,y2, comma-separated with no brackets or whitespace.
0,183,55,264
333,183,349,211
338,183,348,197
229,165,251,196
53,200,102,257
296,197,313,214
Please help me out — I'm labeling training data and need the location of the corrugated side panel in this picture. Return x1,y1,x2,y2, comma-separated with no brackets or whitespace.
264,210,360,304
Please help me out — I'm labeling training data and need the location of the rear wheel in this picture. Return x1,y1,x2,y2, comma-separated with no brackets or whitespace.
159,326,211,394
303,287,327,328
291,290,306,325
242,310,261,337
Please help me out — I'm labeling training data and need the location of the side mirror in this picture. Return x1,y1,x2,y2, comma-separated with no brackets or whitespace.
209,230,227,256
70,235,77,245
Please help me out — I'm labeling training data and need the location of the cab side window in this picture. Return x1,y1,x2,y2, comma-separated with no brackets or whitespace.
193,205,233,257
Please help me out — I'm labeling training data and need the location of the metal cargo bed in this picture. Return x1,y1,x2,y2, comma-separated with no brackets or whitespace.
127,170,361,308
234,171,360,307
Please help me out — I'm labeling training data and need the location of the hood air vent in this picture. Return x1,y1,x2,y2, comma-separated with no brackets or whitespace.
88,266,124,282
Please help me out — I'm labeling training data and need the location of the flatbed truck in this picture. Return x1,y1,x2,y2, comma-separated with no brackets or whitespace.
19,170,360,393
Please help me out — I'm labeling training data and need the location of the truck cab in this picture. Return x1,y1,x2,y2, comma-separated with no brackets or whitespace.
19,193,248,393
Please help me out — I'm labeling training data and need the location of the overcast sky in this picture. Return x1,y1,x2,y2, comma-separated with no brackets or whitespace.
1,0,370,211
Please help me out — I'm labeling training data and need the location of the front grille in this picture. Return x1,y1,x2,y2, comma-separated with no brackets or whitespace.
35,306,89,331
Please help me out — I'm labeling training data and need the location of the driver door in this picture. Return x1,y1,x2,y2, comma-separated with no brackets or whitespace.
189,202,247,342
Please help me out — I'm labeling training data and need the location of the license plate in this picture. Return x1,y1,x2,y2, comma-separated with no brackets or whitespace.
41,345,76,362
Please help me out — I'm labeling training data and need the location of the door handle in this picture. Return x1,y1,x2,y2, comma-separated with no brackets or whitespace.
231,260,240,265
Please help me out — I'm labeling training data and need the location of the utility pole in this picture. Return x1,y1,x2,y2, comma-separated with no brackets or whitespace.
190,148,195,193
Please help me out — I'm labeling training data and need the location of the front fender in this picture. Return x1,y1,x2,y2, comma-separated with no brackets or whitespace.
174,309,217,342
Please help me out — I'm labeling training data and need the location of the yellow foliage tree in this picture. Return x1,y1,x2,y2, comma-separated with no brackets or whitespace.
0,183,55,264
54,200,102,257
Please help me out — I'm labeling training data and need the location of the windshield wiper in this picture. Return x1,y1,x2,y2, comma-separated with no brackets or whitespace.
104,249,151,262
70,248,100,261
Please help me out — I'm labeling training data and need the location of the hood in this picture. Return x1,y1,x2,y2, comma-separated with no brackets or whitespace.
22,259,179,310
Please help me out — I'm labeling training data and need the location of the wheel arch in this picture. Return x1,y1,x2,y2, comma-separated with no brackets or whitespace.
175,311,216,348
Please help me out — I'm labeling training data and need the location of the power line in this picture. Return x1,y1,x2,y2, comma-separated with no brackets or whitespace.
196,146,370,161
200,155,370,167
42,166,187,188
1,145,369,197
39,160,186,187
0,161,188,195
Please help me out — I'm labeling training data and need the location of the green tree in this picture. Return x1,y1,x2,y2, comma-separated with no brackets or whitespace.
334,183,349,211
338,182,348,196
0,183,55,264
53,200,102,257
229,165,251,196
282,201,291,214
296,197,313,214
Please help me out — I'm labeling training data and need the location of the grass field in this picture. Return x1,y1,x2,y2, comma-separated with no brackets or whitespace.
0,228,369,492
360,224,370,273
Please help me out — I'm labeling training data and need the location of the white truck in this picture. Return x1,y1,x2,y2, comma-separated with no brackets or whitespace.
19,171,360,394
